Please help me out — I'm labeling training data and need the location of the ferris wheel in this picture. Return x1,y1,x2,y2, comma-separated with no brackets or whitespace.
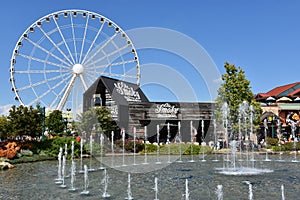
10,9,140,112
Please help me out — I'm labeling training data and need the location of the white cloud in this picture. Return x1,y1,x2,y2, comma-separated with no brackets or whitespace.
0,104,13,116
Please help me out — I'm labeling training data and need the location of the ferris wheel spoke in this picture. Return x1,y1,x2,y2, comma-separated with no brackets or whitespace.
28,73,73,107
79,14,90,63
15,69,70,74
84,43,130,69
30,73,72,105
99,72,136,79
81,21,105,64
70,14,78,63
39,26,74,66
84,70,99,83
57,74,78,110
86,59,136,71
25,38,72,67
82,32,118,65
17,72,71,91
18,53,71,70
53,15,76,64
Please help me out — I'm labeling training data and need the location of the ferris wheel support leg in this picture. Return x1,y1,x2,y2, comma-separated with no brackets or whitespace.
79,74,88,91
57,74,77,110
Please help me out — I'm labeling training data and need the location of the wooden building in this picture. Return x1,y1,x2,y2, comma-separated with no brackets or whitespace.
83,76,215,143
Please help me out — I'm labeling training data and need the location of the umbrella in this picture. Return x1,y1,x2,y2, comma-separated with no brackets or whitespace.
276,96,292,102
266,96,276,101
293,97,300,102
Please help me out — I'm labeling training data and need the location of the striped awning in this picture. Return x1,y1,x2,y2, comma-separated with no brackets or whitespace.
278,103,300,110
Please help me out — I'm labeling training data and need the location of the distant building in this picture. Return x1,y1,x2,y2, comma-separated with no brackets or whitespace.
83,76,215,143
255,82,300,139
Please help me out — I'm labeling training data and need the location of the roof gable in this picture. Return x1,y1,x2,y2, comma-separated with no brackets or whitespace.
255,82,300,101
266,82,300,97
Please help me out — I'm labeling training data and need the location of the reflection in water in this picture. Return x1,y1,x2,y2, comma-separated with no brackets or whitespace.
0,154,300,199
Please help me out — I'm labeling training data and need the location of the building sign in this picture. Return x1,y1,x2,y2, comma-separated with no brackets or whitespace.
114,82,141,102
108,105,118,118
154,103,179,118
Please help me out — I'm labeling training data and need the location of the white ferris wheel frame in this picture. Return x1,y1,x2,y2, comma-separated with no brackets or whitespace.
9,9,141,111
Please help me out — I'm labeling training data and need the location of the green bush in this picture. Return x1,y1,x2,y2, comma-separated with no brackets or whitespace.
45,137,81,159
140,143,213,155
140,143,158,154
267,137,279,146
270,142,300,151
84,141,106,156
183,144,213,155
115,139,144,153
20,149,33,156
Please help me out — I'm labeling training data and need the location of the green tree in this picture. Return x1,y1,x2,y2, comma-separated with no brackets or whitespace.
215,62,261,138
45,110,65,136
76,107,118,137
0,115,10,139
7,105,43,138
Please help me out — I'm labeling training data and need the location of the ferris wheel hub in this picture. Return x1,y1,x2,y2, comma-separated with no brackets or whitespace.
72,63,84,74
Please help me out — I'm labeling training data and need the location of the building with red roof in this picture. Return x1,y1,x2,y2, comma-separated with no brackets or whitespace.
255,82,300,140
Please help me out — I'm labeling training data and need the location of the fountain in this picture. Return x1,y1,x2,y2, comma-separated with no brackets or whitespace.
215,185,223,200
183,179,189,200
189,121,195,162
101,168,111,198
54,147,63,184
98,133,105,170
156,124,161,164
125,173,134,200
212,119,219,162
281,184,285,200
111,130,115,167
80,165,89,195
153,177,159,200
143,126,148,164
216,139,273,175
177,121,183,163
216,101,273,175
291,121,298,162
71,141,74,161
89,134,95,171
2,132,300,199
276,119,284,162
249,105,256,164
167,123,171,163
200,120,206,162
64,143,70,177
79,137,84,173
121,128,127,167
59,155,67,188
243,181,253,200
68,160,76,191
263,118,271,161
221,102,230,163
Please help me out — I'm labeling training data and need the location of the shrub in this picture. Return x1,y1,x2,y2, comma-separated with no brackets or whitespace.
44,137,81,159
115,139,144,153
267,137,279,146
270,142,300,151
140,143,158,154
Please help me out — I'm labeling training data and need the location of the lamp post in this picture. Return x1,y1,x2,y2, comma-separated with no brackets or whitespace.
268,114,275,138
38,106,45,141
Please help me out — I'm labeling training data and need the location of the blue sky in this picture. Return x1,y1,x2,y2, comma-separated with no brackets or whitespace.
1,0,300,115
